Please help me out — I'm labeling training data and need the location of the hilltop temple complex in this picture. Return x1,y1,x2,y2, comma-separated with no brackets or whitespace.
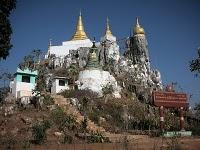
10,12,162,100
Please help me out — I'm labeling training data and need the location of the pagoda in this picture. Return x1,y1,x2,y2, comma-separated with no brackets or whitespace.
85,41,102,70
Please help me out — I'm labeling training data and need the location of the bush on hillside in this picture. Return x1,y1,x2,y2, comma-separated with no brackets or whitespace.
87,132,110,143
32,120,51,144
166,137,184,150
50,106,78,132
43,94,54,106
60,89,98,100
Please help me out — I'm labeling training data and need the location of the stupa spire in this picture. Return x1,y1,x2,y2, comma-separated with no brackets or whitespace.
71,11,88,40
136,17,140,26
105,17,113,36
134,17,145,35
48,38,52,47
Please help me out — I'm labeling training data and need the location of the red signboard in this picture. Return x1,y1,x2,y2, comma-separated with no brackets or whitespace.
152,91,188,108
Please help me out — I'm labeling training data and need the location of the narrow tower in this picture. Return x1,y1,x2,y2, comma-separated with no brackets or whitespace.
99,17,120,66
126,17,149,64
71,11,88,40
134,17,149,61
105,17,113,36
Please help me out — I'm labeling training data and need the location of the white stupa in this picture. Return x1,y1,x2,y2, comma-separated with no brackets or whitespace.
77,41,121,98
100,17,120,63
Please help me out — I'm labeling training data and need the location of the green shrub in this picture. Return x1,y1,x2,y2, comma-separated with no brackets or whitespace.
102,84,114,96
21,140,30,150
88,109,100,124
63,134,73,144
80,117,88,133
166,137,184,150
43,94,54,106
32,120,51,144
51,106,77,131
51,106,66,125
87,132,109,143
191,124,200,136
60,89,98,100
62,115,77,131
0,135,16,150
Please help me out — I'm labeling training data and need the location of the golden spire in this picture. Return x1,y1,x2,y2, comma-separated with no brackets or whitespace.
71,11,88,40
134,17,145,35
105,17,113,36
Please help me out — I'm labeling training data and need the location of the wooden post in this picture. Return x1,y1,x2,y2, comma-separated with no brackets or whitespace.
180,107,185,131
159,106,164,132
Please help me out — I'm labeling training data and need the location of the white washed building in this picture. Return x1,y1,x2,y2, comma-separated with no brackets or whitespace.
10,68,38,98
51,77,69,94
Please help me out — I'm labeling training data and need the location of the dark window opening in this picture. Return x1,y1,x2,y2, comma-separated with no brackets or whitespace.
22,75,30,83
68,79,73,85
59,80,65,86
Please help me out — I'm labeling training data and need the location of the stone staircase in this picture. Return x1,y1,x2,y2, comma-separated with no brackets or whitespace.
52,95,106,134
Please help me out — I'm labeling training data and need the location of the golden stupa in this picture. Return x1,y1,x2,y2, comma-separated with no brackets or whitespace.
134,17,145,35
71,12,88,40
105,17,113,36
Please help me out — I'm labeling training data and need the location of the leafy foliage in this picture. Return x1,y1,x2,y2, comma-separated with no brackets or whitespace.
50,106,77,131
166,137,184,150
32,120,51,144
43,94,54,106
0,87,9,103
63,134,73,144
18,49,43,70
80,117,88,133
87,132,109,143
102,83,114,96
190,48,200,77
35,64,48,93
0,71,13,87
60,89,98,101
190,123,200,136
0,0,16,60
194,103,200,119
0,71,12,102
50,106,66,125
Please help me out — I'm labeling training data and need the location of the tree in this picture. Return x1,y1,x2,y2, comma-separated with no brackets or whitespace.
194,102,200,119
35,64,48,93
190,48,200,77
0,71,13,87
32,49,43,68
18,49,43,70
0,0,16,60
0,87,9,103
67,64,79,89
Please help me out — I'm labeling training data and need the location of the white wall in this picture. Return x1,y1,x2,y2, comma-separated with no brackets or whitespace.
51,79,69,94
10,78,35,98
46,39,93,57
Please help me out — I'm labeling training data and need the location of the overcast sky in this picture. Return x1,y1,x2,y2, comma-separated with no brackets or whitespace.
0,0,200,106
